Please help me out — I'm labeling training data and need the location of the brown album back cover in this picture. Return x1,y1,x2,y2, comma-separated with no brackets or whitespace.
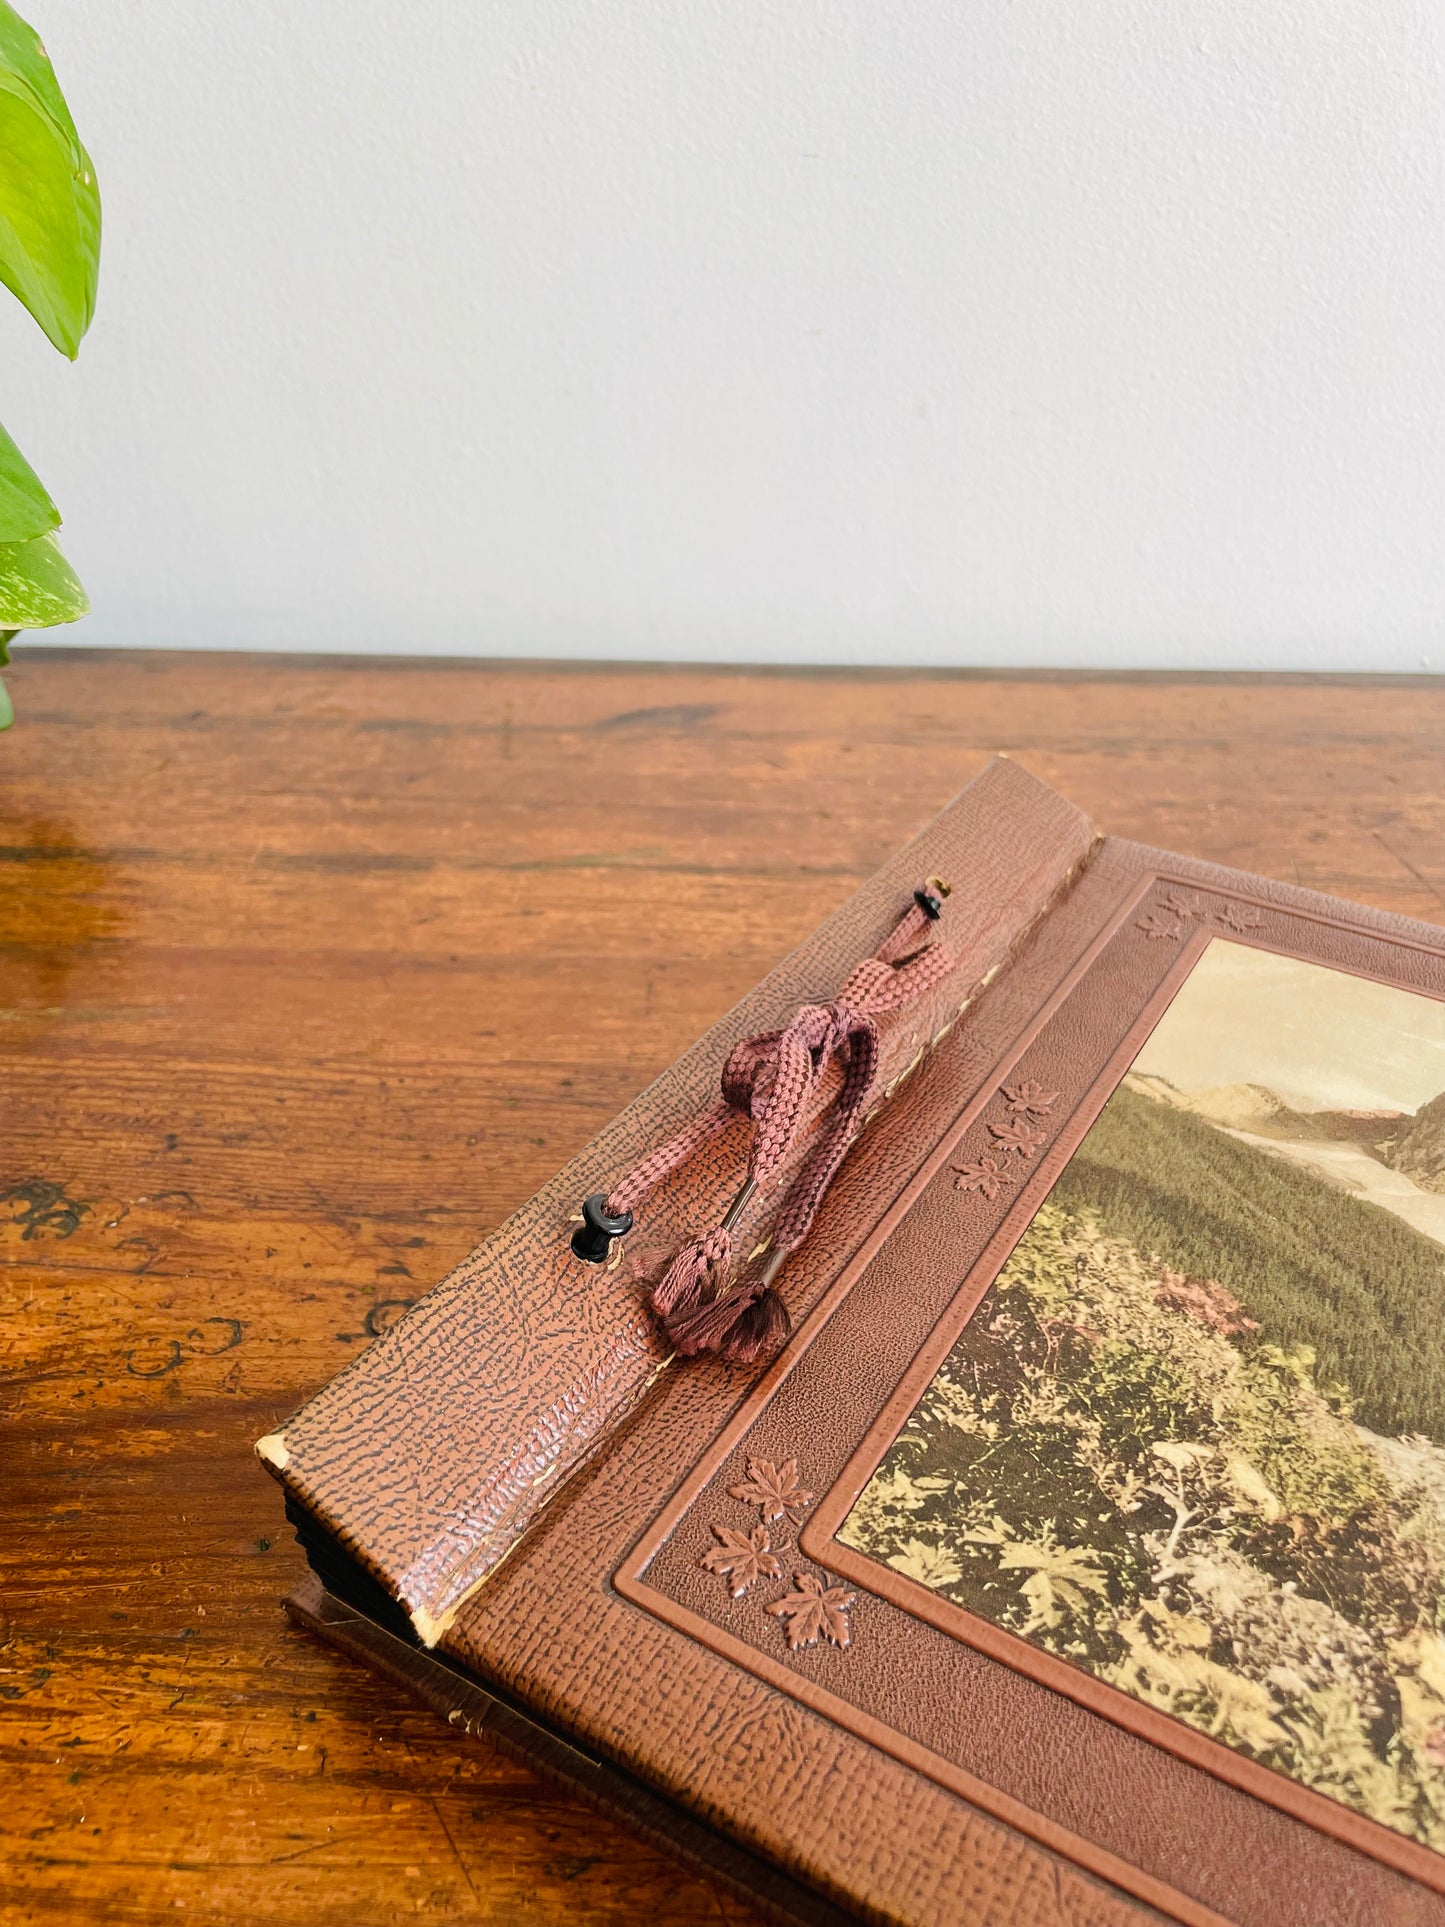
260,759,1445,1927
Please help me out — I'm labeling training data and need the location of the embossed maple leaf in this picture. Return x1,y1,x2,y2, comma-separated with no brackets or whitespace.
952,1155,1014,1201
1216,901,1264,932
729,1455,814,1523
1001,1079,1058,1118
1136,908,1184,941
989,1117,1047,1158
767,1572,854,1651
1161,889,1206,921
700,1522,782,1597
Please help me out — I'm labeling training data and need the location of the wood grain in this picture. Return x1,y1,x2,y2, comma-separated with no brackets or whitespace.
2,647,1442,1926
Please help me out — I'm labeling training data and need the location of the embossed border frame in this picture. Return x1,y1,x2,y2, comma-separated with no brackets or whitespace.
616,868,1445,1921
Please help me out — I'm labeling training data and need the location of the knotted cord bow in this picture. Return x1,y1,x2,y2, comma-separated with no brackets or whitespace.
598,884,955,1363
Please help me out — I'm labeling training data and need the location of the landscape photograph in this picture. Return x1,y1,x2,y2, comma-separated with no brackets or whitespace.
840,939,1445,1850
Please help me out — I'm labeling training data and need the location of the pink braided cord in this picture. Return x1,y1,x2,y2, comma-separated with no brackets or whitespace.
605,887,953,1361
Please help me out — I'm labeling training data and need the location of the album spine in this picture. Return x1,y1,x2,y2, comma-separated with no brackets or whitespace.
260,757,1098,1642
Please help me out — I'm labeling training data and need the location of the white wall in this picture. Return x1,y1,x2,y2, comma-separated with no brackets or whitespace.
10,1,1445,669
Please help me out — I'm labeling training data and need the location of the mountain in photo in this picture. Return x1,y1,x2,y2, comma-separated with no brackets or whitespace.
1061,1082,1445,1436
1123,1072,1405,1144
1387,1090,1445,1194
1123,1072,1445,1250
1126,1071,1445,1194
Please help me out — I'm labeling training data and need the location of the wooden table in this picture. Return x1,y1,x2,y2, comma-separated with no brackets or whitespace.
3,650,1442,1926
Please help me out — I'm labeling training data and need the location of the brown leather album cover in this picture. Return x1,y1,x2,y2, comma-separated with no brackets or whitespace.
258,759,1445,1927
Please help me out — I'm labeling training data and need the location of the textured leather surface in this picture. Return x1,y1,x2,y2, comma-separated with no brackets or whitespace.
286,1575,859,1927
627,852,1445,1926
265,758,1094,1629
432,843,1178,1927
269,768,1445,1926
436,832,1445,1927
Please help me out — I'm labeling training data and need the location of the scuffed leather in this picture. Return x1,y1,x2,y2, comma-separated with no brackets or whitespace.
265,758,1094,1628
267,769,1445,1925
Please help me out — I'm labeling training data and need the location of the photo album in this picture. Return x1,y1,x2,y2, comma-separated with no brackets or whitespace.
257,758,1445,1927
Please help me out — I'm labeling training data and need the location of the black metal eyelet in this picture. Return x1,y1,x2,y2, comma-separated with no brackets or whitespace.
571,1193,633,1263
913,874,953,921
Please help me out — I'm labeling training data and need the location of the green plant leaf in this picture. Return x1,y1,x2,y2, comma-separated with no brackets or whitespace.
0,528,86,626
0,3,100,356
0,417,58,540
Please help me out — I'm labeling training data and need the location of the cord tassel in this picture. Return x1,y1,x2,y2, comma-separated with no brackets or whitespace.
665,1283,791,1363
650,1226,731,1318
717,1285,790,1364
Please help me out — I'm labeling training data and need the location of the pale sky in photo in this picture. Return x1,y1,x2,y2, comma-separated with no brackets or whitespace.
1131,940,1445,1115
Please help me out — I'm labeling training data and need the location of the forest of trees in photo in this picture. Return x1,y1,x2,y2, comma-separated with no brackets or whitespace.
842,1083,1445,1848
